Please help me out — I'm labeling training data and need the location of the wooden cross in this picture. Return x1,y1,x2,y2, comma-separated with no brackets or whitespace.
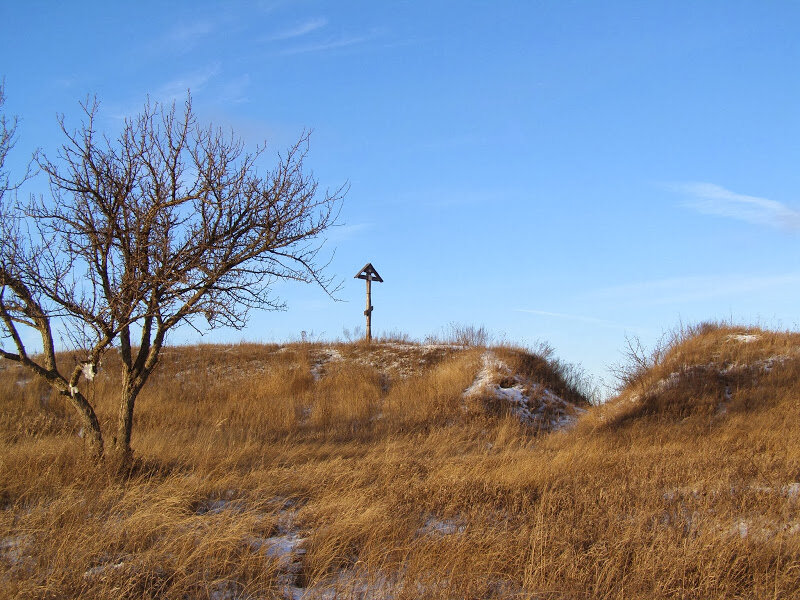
354,263,383,342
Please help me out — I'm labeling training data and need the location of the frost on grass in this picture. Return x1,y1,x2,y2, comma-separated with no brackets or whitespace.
463,351,585,431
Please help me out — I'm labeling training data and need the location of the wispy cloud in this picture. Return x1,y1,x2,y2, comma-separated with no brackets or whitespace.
141,20,217,57
327,222,372,242
166,21,215,45
266,18,328,41
592,273,800,306
155,62,222,103
219,73,251,104
674,182,800,230
514,309,637,330
279,31,380,55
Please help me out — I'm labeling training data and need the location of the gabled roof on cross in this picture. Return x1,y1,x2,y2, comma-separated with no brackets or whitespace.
354,262,383,282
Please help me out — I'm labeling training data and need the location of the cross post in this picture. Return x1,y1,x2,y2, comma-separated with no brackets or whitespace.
354,263,383,342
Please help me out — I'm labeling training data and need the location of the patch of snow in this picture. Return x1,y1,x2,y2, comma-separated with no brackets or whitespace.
736,520,749,538
727,333,760,343
284,586,307,600
785,483,800,498
749,482,800,499
421,343,465,351
244,498,309,597
252,533,307,568
419,516,465,536
719,355,790,375
195,497,245,515
310,342,465,381
209,580,239,600
727,517,800,542
662,486,705,502
0,535,34,570
463,351,584,431
83,560,126,579
288,568,399,600
759,355,788,373
310,348,343,380
644,352,794,402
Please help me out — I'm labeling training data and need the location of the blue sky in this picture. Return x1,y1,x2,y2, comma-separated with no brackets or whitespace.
2,1,800,388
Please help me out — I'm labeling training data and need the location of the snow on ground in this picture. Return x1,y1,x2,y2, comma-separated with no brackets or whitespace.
74,480,800,599
463,351,585,431
0,535,35,573
240,497,310,599
290,568,400,600
623,344,797,412
185,497,476,599
728,517,800,541
308,343,464,381
727,333,761,343
659,483,800,543
83,560,126,580
194,490,246,515
418,516,465,536
309,348,344,380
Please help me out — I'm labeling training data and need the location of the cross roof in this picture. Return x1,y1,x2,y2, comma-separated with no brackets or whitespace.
354,263,383,282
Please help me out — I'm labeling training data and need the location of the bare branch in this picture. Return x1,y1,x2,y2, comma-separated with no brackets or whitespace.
1,90,344,460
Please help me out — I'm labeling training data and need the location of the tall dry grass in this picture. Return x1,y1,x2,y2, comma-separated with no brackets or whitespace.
0,330,798,599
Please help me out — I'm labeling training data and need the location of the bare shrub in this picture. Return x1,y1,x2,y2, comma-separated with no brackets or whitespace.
430,323,491,347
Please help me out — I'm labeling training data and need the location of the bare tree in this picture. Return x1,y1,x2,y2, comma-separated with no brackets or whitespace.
0,94,343,461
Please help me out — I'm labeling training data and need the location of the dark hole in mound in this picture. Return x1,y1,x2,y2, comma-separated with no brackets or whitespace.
498,377,517,389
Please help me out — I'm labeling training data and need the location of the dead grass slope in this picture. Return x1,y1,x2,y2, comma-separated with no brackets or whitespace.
599,322,800,426
0,330,798,599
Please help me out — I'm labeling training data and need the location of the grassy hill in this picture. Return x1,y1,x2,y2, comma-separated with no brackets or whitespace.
0,326,798,599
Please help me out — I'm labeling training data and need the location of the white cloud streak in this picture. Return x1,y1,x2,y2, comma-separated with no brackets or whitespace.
326,222,372,242
267,18,328,41
279,32,375,55
166,21,215,45
142,20,217,57
155,62,222,103
675,182,800,230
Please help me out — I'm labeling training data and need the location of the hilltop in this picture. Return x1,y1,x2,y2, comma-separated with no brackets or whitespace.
0,326,798,599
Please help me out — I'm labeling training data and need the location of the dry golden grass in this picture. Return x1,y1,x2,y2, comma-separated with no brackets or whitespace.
0,328,798,599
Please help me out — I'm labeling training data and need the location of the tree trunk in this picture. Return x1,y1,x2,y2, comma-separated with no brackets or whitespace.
64,388,104,460
114,378,139,464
